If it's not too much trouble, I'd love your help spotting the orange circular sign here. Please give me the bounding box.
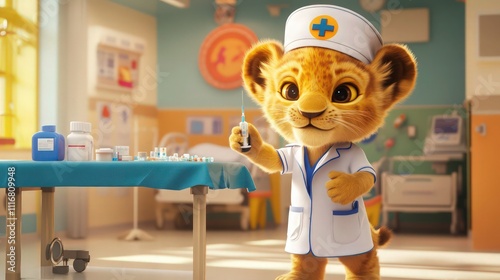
[199,24,258,90]
[309,15,338,40]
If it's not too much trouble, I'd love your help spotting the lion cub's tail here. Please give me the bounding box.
[372,226,392,247]
[378,226,392,246]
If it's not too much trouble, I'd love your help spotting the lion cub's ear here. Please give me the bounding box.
[242,40,284,105]
[370,44,417,110]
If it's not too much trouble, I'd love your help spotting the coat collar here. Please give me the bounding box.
[292,142,353,174]
[313,142,352,173]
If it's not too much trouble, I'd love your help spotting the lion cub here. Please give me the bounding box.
[230,5,417,280]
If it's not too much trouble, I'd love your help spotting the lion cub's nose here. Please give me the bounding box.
[300,110,325,119]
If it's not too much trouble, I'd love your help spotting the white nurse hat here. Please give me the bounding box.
[284,5,383,64]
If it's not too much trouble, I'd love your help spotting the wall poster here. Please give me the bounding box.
[94,27,145,92]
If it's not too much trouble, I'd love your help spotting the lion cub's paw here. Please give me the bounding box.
[275,274,301,280]
[275,273,321,280]
[229,126,245,152]
[325,171,364,205]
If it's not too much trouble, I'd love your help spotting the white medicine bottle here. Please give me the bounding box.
[67,121,94,161]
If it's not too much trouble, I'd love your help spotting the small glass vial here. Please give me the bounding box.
[67,121,94,161]
[32,125,65,161]
[137,152,147,161]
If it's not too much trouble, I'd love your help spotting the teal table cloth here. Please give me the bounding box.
[0,161,256,191]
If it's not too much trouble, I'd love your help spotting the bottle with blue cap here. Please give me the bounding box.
[32,125,65,161]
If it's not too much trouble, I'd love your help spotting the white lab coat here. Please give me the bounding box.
[277,142,376,257]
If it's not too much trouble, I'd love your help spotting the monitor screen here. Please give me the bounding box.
[434,118,459,134]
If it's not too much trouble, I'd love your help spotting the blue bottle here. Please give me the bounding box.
[32,125,65,161]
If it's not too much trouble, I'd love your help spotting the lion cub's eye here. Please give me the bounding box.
[332,84,359,103]
[280,82,299,101]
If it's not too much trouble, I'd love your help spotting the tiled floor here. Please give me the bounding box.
[2,223,500,280]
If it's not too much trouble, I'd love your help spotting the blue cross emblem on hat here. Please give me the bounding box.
[312,18,334,37]
[310,15,338,40]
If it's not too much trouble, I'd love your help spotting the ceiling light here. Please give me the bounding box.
[160,0,190,8]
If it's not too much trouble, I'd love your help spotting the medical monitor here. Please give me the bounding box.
[429,115,463,145]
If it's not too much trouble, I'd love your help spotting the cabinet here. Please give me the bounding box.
[381,154,464,234]
[471,96,500,250]
[383,174,455,207]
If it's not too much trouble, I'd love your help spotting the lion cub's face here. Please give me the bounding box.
[262,47,384,147]
[242,41,417,148]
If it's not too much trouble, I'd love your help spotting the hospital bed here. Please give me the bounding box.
[155,134,251,230]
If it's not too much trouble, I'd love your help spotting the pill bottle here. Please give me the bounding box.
[95,148,113,161]
[32,125,65,161]
[67,121,94,161]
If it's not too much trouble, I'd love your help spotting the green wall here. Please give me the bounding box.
[151,0,465,108]
[361,106,468,162]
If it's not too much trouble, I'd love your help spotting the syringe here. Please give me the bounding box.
[240,91,251,152]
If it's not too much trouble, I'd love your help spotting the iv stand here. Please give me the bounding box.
[120,118,155,241]
[120,186,153,241]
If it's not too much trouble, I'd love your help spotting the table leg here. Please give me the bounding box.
[40,188,55,277]
[451,207,458,235]
[382,209,389,227]
[5,187,22,280]
[191,186,208,280]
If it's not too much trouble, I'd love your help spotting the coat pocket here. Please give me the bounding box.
[287,206,304,241]
[331,201,361,244]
